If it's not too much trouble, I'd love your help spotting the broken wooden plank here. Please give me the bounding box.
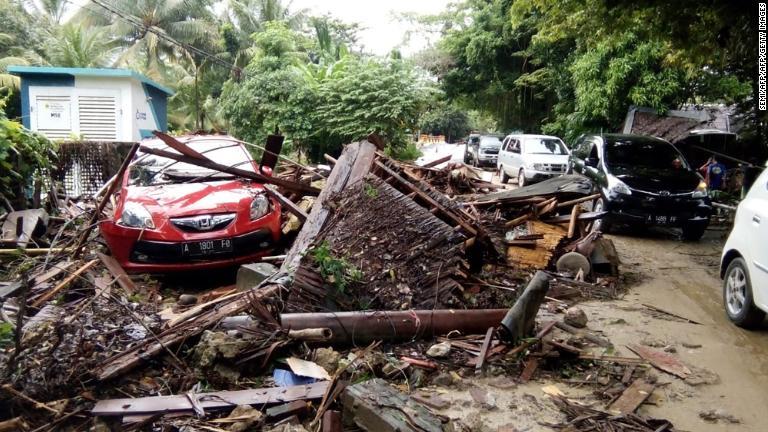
[322,410,342,432]
[556,193,601,208]
[607,379,655,415]
[265,185,308,222]
[283,141,376,272]
[519,358,540,383]
[73,143,139,258]
[266,400,310,420]
[31,259,98,307]
[92,382,328,416]
[476,327,495,373]
[96,252,135,294]
[421,155,452,168]
[544,211,608,224]
[626,344,691,379]
[567,204,581,238]
[138,145,321,196]
[641,303,701,325]
[0,247,66,256]
[342,379,446,432]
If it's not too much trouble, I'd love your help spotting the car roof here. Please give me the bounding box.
[505,134,562,140]
[585,133,671,145]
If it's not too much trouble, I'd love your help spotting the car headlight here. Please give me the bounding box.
[692,180,708,198]
[530,163,544,170]
[119,202,155,229]
[250,194,270,220]
[607,175,632,197]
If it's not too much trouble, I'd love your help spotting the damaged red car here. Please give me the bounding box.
[100,135,281,273]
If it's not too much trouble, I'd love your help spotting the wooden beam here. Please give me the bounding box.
[138,146,321,196]
[92,382,329,416]
[265,185,308,222]
[476,326,495,373]
[31,259,98,307]
[73,142,140,258]
[421,154,452,168]
[96,252,135,294]
[152,131,209,160]
[556,193,601,208]
[607,379,655,415]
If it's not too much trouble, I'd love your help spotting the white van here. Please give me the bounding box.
[497,134,570,186]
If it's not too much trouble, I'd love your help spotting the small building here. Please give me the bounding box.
[8,66,173,142]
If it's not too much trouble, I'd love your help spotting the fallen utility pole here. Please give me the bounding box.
[280,309,509,345]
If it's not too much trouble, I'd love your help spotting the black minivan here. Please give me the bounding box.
[569,134,712,240]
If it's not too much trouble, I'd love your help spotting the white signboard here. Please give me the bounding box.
[36,96,72,130]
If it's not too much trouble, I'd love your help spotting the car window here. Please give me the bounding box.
[130,140,254,186]
[501,137,510,151]
[510,139,520,153]
[524,138,567,155]
[604,138,690,170]
[480,137,502,147]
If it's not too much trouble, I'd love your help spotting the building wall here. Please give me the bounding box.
[21,75,167,142]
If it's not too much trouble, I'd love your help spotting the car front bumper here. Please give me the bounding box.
[477,155,498,166]
[524,169,566,182]
[603,192,712,227]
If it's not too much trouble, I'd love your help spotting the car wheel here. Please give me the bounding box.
[518,169,525,187]
[723,258,765,328]
[681,222,707,241]
[499,166,510,184]
[590,197,611,233]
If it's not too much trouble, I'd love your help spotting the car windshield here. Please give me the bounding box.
[129,139,254,186]
[480,137,501,148]
[605,138,690,170]
[524,138,567,155]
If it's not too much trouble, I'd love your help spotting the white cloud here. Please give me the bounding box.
[289,0,450,55]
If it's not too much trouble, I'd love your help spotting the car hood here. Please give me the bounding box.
[123,180,264,218]
[610,166,700,193]
[525,154,570,165]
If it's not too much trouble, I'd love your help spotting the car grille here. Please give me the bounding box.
[541,163,566,172]
[171,213,235,232]
[482,148,499,155]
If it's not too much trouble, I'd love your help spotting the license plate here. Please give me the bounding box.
[182,238,233,256]
[647,215,677,225]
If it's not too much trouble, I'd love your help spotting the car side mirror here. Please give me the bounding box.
[586,157,598,167]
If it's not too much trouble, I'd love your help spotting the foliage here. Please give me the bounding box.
[43,24,116,68]
[0,322,13,348]
[420,102,471,142]
[385,142,421,162]
[310,241,362,295]
[0,98,57,204]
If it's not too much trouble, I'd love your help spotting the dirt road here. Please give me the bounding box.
[599,227,768,431]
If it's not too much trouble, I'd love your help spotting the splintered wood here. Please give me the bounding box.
[506,221,567,269]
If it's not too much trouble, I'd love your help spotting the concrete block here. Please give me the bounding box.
[236,262,278,291]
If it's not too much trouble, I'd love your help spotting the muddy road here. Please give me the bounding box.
[602,227,768,431]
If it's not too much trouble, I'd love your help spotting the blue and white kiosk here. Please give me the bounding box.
[8,66,173,141]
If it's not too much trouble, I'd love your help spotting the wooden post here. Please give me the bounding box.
[72,142,139,258]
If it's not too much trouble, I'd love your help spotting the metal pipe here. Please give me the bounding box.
[280,309,509,345]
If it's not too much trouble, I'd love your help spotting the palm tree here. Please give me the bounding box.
[74,0,217,80]
[43,24,117,68]
[221,0,307,69]
[24,0,69,25]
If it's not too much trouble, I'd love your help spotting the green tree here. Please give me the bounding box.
[420,102,470,143]
[43,24,117,68]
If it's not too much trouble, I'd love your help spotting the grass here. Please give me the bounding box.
[310,241,363,295]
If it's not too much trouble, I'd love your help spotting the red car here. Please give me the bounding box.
[100,135,281,273]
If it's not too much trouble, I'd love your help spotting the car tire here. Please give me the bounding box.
[518,169,526,187]
[681,222,707,241]
[590,197,611,233]
[499,166,510,184]
[464,152,470,164]
[723,258,765,328]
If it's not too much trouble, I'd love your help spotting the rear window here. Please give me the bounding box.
[130,139,254,186]
[605,138,689,170]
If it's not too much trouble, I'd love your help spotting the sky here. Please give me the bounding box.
[288,0,452,55]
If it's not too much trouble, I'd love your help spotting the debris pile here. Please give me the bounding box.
[0,134,688,431]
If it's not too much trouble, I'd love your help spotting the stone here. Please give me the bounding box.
[194,330,251,368]
[227,405,263,432]
[314,347,341,374]
[236,262,279,291]
[699,409,740,424]
[427,341,452,358]
[177,294,197,305]
[681,341,702,349]
[563,307,588,328]
[556,252,591,276]
[431,372,455,387]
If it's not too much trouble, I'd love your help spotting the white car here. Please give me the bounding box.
[721,166,768,327]
[497,134,569,186]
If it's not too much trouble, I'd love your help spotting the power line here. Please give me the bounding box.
[64,0,242,75]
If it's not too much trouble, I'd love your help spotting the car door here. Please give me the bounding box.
[498,137,511,172]
[569,138,590,175]
[509,138,522,174]
[581,139,603,183]
[742,169,768,308]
